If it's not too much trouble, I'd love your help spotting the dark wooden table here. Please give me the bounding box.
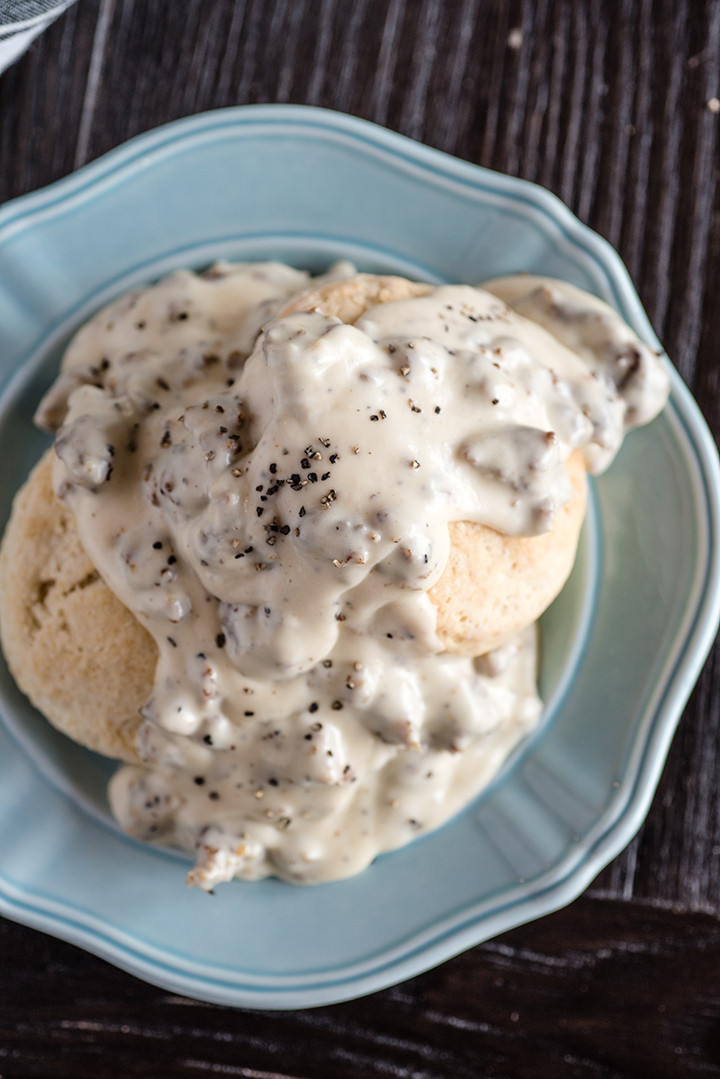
[2,1,720,1075]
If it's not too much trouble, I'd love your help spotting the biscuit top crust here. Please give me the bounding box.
[35,263,669,888]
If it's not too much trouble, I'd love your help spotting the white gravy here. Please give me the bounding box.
[36,263,669,887]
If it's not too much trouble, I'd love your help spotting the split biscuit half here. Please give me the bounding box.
[281,273,588,656]
[0,450,156,762]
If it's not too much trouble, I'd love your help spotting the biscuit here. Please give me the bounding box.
[0,449,155,761]
[430,449,586,654]
[282,274,587,656]
[0,274,586,761]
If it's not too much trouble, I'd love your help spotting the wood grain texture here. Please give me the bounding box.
[1,0,720,1075]
[2,899,720,1078]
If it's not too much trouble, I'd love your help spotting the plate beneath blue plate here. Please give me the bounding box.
[0,106,718,1009]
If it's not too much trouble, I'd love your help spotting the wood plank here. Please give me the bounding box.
[2,898,720,1077]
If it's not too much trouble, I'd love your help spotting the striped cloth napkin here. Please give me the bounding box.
[0,0,76,74]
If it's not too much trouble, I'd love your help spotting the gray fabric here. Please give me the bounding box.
[0,1,69,24]
[0,0,75,72]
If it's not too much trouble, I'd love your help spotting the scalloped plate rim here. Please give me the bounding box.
[0,105,718,1009]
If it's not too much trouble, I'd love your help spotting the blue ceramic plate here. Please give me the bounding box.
[0,106,718,1009]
